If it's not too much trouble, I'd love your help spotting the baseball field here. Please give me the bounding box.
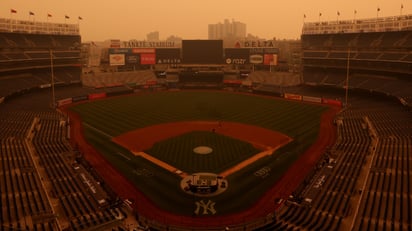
[66,90,337,227]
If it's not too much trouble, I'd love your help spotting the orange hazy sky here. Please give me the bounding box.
[2,0,409,41]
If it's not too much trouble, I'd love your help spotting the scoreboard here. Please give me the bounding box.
[182,40,223,64]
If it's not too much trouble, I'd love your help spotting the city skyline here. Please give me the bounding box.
[208,19,247,40]
[2,0,410,42]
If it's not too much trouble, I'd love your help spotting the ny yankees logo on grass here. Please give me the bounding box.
[194,200,216,215]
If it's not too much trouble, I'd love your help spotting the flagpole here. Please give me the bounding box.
[400,4,404,30]
[28,13,31,33]
[376,7,380,20]
[9,12,12,31]
[376,7,380,31]
[337,11,340,23]
[353,10,357,22]
[46,14,49,33]
[400,4,403,17]
[318,13,322,33]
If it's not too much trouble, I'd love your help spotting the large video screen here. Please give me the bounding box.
[182,40,223,64]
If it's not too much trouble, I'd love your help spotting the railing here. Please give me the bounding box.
[0,17,79,35]
[302,14,412,35]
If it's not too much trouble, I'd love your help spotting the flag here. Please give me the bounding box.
[78,16,83,20]
[29,11,35,16]
[304,14,306,18]
[319,12,322,17]
[10,9,17,14]
[401,4,404,9]
[354,10,357,14]
[47,13,52,17]
[337,11,340,16]
[377,7,380,12]
[65,15,70,19]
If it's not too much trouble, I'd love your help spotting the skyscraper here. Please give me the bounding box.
[147,31,160,41]
[208,19,246,40]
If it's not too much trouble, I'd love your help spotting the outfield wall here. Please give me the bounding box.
[57,87,343,112]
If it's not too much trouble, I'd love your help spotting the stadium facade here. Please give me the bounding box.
[0,17,82,105]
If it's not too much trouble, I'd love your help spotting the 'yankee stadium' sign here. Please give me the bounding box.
[123,40,176,48]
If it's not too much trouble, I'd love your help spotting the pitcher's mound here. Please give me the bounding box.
[193,146,213,155]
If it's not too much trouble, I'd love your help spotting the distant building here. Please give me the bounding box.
[81,42,102,67]
[208,19,246,40]
[147,31,160,41]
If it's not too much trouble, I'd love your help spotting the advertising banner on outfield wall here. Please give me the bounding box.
[322,98,342,107]
[223,79,242,85]
[57,98,72,107]
[88,92,107,100]
[109,54,125,66]
[146,80,157,85]
[242,80,252,87]
[72,95,89,102]
[39,83,52,89]
[303,95,322,103]
[284,93,303,101]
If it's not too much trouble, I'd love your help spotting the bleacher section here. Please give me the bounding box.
[0,111,124,231]
[0,68,81,99]
[81,70,157,89]
[245,71,302,95]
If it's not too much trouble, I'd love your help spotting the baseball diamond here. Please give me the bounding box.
[66,90,338,227]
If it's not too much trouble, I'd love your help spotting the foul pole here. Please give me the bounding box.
[50,49,56,108]
[345,48,350,108]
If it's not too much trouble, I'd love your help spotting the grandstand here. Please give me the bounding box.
[0,17,82,103]
[301,14,412,107]
[0,18,129,231]
[257,14,412,231]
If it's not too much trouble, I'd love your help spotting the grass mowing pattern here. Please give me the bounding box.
[70,91,328,215]
[146,131,261,173]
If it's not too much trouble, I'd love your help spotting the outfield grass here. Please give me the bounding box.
[70,91,328,215]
